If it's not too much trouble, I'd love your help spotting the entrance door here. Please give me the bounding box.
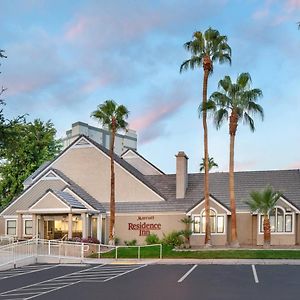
[44,220,55,240]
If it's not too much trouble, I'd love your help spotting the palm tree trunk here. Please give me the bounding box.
[203,56,211,246]
[109,120,116,245]
[263,214,271,248]
[229,112,239,247]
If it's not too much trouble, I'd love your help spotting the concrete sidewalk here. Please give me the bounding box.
[83,258,300,265]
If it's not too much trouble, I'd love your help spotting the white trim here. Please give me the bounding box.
[257,206,295,235]
[23,218,33,237]
[278,196,300,213]
[3,215,17,219]
[191,209,227,236]
[5,218,17,237]
[29,191,70,211]
[186,196,231,216]
[0,169,69,216]
[72,144,94,149]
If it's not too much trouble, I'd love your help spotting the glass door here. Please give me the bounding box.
[44,220,55,240]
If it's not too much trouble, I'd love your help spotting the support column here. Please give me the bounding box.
[97,214,102,242]
[40,216,44,239]
[32,214,36,237]
[68,213,73,239]
[81,213,87,239]
[17,213,23,239]
[87,214,91,238]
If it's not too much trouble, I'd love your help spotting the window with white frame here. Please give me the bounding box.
[260,206,293,233]
[24,220,33,235]
[192,209,225,234]
[6,220,17,236]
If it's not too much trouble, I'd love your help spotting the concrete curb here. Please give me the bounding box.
[82,258,300,265]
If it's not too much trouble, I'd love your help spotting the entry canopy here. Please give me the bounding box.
[27,189,88,213]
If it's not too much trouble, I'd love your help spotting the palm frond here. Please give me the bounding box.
[214,108,229,129]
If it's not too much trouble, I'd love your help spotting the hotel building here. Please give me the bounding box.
[1,135,300,246]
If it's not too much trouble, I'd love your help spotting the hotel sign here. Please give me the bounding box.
[128,216,161,236]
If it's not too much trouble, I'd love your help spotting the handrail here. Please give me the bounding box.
[115,244,162,260]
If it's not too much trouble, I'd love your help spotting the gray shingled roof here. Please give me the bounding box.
[52,190,86,209]
[145,170,300,212]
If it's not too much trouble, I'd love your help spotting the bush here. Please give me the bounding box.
[145,233,160,245]
[162,231,184,247]
[114,237,120,245]
[124,239,137,246]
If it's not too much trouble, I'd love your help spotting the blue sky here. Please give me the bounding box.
[1,0,300,174]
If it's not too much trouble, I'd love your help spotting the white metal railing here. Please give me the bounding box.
[0,235,16,245]
[0,239,36,268]
[115,244,162,260]
[0,239,162,269]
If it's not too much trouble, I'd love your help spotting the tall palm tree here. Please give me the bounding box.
[245,186,281,248]
[91,100,129,244]
[199,157,218,172]
[180,28,231,246]
[208,73,263,247]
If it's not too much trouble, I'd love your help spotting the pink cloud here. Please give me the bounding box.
[286,0,300,12]
[65,17,87,41]
[235,160,258,171]
[130,99,184,131]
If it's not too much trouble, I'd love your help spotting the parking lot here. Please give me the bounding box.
[0,263,299,299]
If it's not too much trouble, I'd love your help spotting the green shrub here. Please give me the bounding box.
[162,231,184,247]
[114,237,120,245]
[145,233,160,245]
[124,239,137,246]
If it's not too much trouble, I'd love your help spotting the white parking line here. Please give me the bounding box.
[103,264,147,282]
[178,265,197,283]
[0,264,59,280]
[252,264,259,283]
[0,263,146,299]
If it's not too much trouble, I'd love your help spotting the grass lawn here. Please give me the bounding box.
[89,245,300,259]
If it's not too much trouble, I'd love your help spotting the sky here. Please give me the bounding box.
[1,0,300,174]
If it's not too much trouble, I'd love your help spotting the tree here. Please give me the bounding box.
[245,186,281,248]
[199,157,218,172]
[180,216,193,248]
[0,119,62,206]
[208,73,264,247]
[91,100,129,245]
[180,28,231,246]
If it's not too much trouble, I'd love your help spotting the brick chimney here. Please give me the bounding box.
[176,151,189,199]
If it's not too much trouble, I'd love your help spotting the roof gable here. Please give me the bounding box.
[121,149,164,175]
[26,135,166,202]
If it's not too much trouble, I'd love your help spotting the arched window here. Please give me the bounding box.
[192,209,225,234]
[260,206,293,233]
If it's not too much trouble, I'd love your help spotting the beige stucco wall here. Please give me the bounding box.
[296,214,300,245]
[236,213,256,246]
[257,233,296,245]
[31,193,69,210]
[109,213,185,245]
[53,147,163,203]
[0,217,5,235]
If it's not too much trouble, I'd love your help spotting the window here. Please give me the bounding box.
[24,220,33,235]
[260,207,293,233]
[193,216,201,233]
[192,209,225,234]
[6,220,16,236]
